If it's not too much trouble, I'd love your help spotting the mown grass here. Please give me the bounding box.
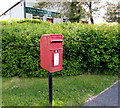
[2,75,118,106]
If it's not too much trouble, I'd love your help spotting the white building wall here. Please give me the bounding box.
[0,1,25,20]
[0,11,11,20]
[43,16,47,21]
[10,1,24,19]
[53,18,63,23]
[0,1,33,20]
[26,13,33,19]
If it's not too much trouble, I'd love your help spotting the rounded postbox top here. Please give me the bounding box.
[41,34,63,42]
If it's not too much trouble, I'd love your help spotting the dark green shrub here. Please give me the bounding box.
[1,19,119,77]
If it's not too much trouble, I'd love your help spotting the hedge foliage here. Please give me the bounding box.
[1,19,119,77]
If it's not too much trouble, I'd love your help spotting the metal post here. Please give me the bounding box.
[48,72,52,106]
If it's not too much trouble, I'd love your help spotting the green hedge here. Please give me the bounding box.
[1,19,119,77]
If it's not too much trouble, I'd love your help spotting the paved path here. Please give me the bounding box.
[83,81,120,107]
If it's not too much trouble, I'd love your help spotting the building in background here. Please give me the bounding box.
[0,0,66,23]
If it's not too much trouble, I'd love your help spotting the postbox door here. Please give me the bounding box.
[50,49,63,72]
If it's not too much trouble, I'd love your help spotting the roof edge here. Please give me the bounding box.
[0,0,24,17]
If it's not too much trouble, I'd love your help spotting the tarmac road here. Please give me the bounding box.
[83,81,120,107]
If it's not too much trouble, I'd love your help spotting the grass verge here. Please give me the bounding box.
[2,74,118,106]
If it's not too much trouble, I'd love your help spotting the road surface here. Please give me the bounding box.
[83,81,120,107]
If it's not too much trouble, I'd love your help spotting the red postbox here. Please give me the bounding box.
[40,34,63,72]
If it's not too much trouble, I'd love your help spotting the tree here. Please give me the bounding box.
[104,1,119,22]
[34,1,104,24]
[81,1,103,24]
[66,2,86,22]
